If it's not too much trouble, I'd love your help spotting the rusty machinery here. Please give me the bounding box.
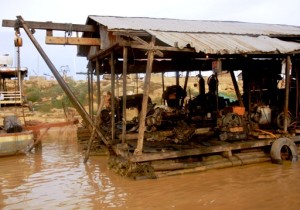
[98,64,298,143]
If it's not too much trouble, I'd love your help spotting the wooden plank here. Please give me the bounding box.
[88,43,120,60]
[120,41,195,53]
[129,139,274,163]
[45,36,100,46]
[229,70,244,107]
[155,156,271,178]
[134,36,156,155]
[115,32,163,57]
[2,19,97,32]
[0,100,22,104]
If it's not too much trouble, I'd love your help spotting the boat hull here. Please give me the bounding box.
[0,131,34,156]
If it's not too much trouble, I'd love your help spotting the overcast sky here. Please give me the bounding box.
[1,0,300,79]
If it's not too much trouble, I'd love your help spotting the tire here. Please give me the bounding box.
[270,137,298,164]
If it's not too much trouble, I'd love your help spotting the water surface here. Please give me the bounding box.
[1,126,300,209]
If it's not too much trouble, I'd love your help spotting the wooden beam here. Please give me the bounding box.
[115,32,164,57]
[88,43,120,60]
[2,19,97,32]
[45,36,100,46]
[283,56,291,132]
[129,139,274,163]
[134,36,156,155]
[122,46,128,144]
[229,70,244,107]
[111,52,116,142]
[113,30,150,37]
[122,41,195,53]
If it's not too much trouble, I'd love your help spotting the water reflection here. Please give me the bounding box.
[1,125,300,209]
[0,126,126,209]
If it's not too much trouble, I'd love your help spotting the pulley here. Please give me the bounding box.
[14,31,23,47]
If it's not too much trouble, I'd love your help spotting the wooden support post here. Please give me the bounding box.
[296,62,299,125]
[183,70,189,92]
[229,70,244,107]
[46,29,53,37]
[134,37,156,155]
[284,56,291,132]
[90,63,94,117]
[183,70,189,107]
[111,52,116,141]
[176,71,180,86]
[87,62,92,116]
[28,127,50,152]
[84,96,105,163]
[136,73,139,94]
[162,72,165,105]
[122,47,128,144]
[96,59,101,107]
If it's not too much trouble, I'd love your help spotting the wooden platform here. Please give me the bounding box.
[77,126,300,179]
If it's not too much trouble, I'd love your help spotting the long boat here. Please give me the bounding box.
[0,130,34,156]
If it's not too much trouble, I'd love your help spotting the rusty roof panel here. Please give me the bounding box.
[89,16,300,36]
[147,31,300,54]
[87,16,300,54]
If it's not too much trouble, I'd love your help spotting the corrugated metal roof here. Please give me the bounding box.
[89,15,300,35]
[147,31,300,54]
[88,16,300,54]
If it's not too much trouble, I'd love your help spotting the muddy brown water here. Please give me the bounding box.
[1,125,300,210]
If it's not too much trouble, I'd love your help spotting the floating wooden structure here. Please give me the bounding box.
[3,16,300,179]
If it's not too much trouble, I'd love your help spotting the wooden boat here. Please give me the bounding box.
[0,130,34,156]
[0,115,34,157]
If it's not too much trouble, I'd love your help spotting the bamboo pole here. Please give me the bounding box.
[136,73,139,94]
[155,156,271,178]
[84,95,105,163]
[152,152,269,171]
[134,37,156,155]
[87,62,92,116]
[111,52,116,142]
[183,70,189,89]
[28,127,50,152]
[229,70,244,107]
[176,71,180,86]
[90,63,94,118]
[122,47,128,144]
[161,72,165,105]
[96,59,101,107]
[284,56,291,132]
[295,59,299,127]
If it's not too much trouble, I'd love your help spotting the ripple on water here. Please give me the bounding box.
[1,126,300,209]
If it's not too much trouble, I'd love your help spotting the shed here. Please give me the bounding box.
[3,16,300,179]
[76,16,300,178]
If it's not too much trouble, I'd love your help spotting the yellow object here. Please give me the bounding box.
[14,37,23,47]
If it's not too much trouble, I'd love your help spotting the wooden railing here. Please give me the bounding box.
[0,91,22,105]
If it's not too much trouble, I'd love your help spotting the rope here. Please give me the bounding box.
[65,23,73,37]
